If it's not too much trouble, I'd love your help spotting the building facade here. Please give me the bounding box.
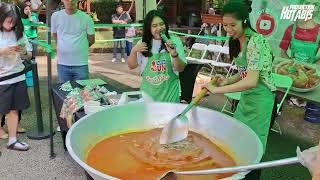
[121,0,224,25]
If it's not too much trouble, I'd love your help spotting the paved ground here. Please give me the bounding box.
[0,53,319,180]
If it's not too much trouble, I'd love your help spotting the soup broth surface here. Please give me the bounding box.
[86,128,236,180]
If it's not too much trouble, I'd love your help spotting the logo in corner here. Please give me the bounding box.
[280,5,314,21]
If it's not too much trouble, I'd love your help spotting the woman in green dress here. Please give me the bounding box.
[204,1,275,179]
[128,10,186,102]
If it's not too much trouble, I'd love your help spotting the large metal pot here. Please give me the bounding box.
[66,102,263,180]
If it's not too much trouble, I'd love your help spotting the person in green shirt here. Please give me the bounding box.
[128,10,186,103]
[20,3,41,69]
[21,4,39,46]
[204,1,275,179]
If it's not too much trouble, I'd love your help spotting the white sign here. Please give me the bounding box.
[280,5,315,21]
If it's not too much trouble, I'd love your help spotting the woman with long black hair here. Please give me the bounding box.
[204,1,275,179]
[0,3,32,151]
[128,10,186,102]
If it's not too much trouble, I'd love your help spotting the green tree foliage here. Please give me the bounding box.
[91,0,117,23]
[2,0,16,3]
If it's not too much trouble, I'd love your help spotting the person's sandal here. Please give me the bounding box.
[7,141,29,151]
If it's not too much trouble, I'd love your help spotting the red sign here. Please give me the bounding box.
[256,13,275,35]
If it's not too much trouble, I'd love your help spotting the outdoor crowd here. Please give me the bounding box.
[0,0,319,179]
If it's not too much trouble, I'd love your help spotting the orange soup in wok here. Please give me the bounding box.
[86,128,236,180]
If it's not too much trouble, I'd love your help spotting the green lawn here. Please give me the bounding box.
[22,74,312,180]
[261,132,312,180]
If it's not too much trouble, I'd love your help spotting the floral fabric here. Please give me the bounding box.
[246,34,276,91]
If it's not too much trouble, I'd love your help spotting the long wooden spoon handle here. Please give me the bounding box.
[192,77,218,105]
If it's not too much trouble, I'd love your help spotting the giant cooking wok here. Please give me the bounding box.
[66,102,263,180]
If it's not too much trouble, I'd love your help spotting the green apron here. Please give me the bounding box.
[21,13,38,39]
[233,33,275,152]
[140,51,181,103]
[290,24,320,63]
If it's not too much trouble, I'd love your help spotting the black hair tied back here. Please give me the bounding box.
[243,0,252,13]
[222,0,255,60]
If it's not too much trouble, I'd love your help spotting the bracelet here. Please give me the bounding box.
[171,53,178,58]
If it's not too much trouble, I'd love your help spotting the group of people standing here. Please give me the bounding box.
[111,2,135,63]
[0,0,95,151]
[128,1,319,179]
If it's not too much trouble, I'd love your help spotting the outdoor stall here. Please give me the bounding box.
[1,0,319,179]
[51,79,122,149]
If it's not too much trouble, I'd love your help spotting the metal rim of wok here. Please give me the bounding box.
[66,102,264,180]
[66,109,120,180]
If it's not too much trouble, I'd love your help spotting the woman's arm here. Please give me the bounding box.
[206,70,260,94]
[165,36,186,72]
[223,74,241,86]
[128,41,148,70]
[20,35,33,60]
[28,14,33,22]
[0,45,32,60]
[207,34,270,94]
[171,55,186,72]
[0,46,17,56]
[128,50,139,70]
